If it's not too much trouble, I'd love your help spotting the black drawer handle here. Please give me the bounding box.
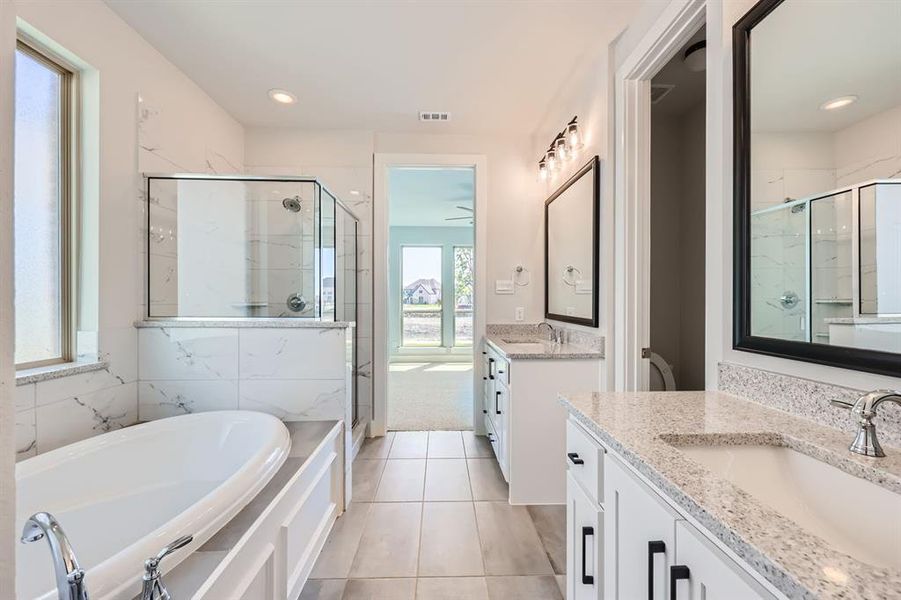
[495,390,502,415]
[648,541,665,600]
[487,433,495,443]
[482,409,488,414]
[669,565,690,600]
[581,526,594,585]
[567,452,584,465]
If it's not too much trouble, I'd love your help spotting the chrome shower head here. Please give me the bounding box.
[282,195,302,212]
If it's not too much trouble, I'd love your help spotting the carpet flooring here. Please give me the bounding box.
[388,362,474,431]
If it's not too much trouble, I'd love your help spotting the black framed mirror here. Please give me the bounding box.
[733,0,901,376]
[545,155,600,327]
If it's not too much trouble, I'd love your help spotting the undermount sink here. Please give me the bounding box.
[677,443,901,570]
[500,340,547,350]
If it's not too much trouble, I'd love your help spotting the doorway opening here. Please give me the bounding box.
[387,166,475,430]
[647,27,707,391]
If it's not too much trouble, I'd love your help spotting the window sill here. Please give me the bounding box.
[16,360,109,386]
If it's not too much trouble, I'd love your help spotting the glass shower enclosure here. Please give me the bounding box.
[144,174,358,322]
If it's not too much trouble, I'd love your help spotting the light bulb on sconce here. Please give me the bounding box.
[554,134,568,162]
[538,158,548,181]
[566,116,583,152]
[546,148,558,175]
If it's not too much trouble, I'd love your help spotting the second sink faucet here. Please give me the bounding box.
[537,322,559,343]
[831,389,901,457]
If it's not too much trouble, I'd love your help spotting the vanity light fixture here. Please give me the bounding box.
[537,116,582,181]
[268,88,297,104]
[819,95,857,111]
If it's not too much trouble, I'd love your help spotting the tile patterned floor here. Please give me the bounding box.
[301,431,566,600]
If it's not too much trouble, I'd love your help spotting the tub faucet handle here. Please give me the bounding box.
[141,534,193,600]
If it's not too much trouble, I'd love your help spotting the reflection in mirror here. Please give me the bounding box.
[545,156,599,327]
[739,0,901,367]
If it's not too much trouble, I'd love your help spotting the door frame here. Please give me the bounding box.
[371,153,488,436]
[613,0,707,391]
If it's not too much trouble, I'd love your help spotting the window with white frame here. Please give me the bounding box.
[14,40,75,369]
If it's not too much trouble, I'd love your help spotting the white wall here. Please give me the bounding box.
[13,0,245,458]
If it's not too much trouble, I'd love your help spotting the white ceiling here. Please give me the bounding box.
[388,167,474,227]
[651,27,706,116]
[751,0,901,133]
[105,0,637,134]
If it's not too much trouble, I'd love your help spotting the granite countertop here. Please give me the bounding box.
[560,391,901,600]
[135,318,353,329]
[485,335,604,360]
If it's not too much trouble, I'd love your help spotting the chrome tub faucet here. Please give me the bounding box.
[831,389,901,457]
[21,512,88,600]
[140,534,193,600]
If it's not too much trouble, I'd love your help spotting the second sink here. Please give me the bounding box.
[676,442,901,570]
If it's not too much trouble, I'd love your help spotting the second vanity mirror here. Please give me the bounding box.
[734,0,901,375]
[545,156,599,327]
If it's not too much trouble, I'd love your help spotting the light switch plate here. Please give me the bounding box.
[515,307,524,321]
[495,279,514,295]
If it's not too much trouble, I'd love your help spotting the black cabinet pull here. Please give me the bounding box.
[669,565,690,600]
[581,526,594,585]
[482,409,488,414]
[488,358,495,379]
[495,390,502,415]
[647,541,665,600]
[567,452,584,465]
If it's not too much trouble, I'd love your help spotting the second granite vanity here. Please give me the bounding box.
[482,324,604,504]
[560,390,901,600]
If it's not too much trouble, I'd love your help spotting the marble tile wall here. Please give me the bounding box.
[137,326,351,423]
[718,362,901,449]
[15,366,139,460]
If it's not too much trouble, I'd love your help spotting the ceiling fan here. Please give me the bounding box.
[445,205,473,224]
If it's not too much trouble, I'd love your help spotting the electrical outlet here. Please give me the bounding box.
[515,307,524,321]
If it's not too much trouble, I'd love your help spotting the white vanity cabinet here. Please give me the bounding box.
[604,454,679,600]
[482,340,602,504]
[565,416,781,600]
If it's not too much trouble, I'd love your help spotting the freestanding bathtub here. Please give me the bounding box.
[16,411,290,600]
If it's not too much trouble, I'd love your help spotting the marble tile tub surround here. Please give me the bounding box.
[15,362,138,461]
[561,390,901,600]
[137,325,351,422]
[719,362,901,449]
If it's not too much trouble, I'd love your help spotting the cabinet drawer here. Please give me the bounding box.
[672,521,776,600]
[566,418,604,503]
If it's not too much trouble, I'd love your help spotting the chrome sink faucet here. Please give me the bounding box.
[21,512,88,600]
[537,322,558,343]
[831,390,901,457]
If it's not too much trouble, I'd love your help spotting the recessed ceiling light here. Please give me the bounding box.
[819,95,858,111]
[268,89,297,105]
[349,190,361,196]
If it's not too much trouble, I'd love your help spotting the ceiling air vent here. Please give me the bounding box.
[650,84,676,105]
[419,111,451,122]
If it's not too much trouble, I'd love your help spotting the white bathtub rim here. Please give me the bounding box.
[17,411,290,600]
